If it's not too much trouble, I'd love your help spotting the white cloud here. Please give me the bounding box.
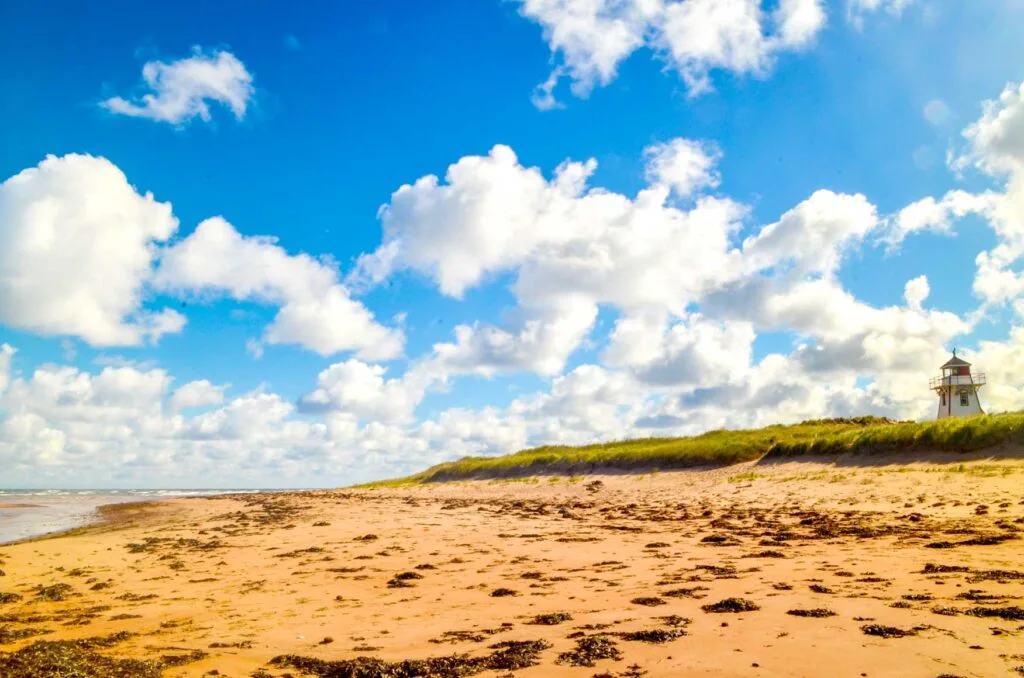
[169,380,226,412]
[0,154,185,346]
[952,80,1024,306]
[185,390,295,441]
[531,67,568,111]
[643,138,721,198]
[775,0,829,47]
[246,338,265,360]
[704,273,968,377]
[354,145,597,298]
[155,217,403,359]
[358,141,961,384]
[298,359,443,424]
[517,0,826,106]
[3,364,170,434]
[0,344,13,395]
[0,347,451,486]
[355,140,751,377]
[887,190,997,248]
[740,189,879,275]
[904,274,930,310]
[960,80,1024,177]
[973,327,1024,412]
[656,0,826,93]
[604,311,755,387]
[846,0,915,28]
[432,299,598,376]
[102,47,254,126]
[518,364,639,442]
[359,140,746,311]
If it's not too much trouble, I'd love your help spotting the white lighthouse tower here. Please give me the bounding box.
[930,351,985,419]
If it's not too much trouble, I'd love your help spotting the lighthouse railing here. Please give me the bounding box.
[929,373,985,389]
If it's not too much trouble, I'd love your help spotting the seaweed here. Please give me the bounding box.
[701,598,760,613]
[860,624,917,638]
[557,636,622,667]
[786,608,835,618]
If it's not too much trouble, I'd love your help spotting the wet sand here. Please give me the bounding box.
[0,491,260,545]
[0,455,1022,677]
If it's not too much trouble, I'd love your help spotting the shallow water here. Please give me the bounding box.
[0,489,255,544]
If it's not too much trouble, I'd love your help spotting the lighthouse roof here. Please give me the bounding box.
[941,354,971,368]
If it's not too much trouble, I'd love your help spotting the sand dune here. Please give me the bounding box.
[1,456,1022,677]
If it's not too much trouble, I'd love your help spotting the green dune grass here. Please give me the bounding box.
[359,412,1024,486]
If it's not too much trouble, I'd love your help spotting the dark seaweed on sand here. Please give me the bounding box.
[965,606,1024,621]
[787,608,835,618]
[0,631,206,678]
[268,639,550,676]
[701,598,760,613]
[860,624,917,638]
[556,636,623,667]
[490,588,518,597]
[526,612,572,625]
[614,628,685,643]
[34,584,74,602]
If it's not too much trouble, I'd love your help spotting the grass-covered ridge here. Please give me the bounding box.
[364,412,1024,486]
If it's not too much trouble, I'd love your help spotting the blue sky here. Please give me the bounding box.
[1,0,1024,488]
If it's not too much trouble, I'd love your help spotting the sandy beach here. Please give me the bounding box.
[0,455,1022,677]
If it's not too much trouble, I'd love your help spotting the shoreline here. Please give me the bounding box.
[0,490,265,546]
[0,457,1022,676]
[1,500,170,547]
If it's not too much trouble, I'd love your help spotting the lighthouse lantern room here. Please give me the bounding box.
[929,351,985,419]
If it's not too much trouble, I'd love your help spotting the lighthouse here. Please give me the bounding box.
[929,351,985,419]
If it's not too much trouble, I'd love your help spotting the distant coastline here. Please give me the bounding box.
[0,489,260,544]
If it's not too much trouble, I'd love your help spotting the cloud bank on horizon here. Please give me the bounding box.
[1,0,1023,487]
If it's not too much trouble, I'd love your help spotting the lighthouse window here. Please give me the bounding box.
[940,391,946,405]
[960,392,969,407]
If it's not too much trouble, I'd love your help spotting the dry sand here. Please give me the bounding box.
[0,454,1022,677]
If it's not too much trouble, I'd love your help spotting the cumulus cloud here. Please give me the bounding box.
[169,380,226,412]
[155,217,403,359]
[643,138,721,199]
[959,80,1024,178]
[603,311,755,387]
[516,0,826,106]
[354,140,754,378]
[357,138,972,385]
[0,154,185,346]
[706,275,968,374]
[352,145,597,297]
[951,80,1024,306]
[297,359,442,424]
[741,189,879,275]
[0,348,471,486]
[904,275,930,311]
[886,190,997,249]
[101,48,254,126]
[973,327,1024,412]
[432,299,598,376]
[355,142,746,310]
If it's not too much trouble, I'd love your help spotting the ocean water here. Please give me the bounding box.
[0,489,256,544]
